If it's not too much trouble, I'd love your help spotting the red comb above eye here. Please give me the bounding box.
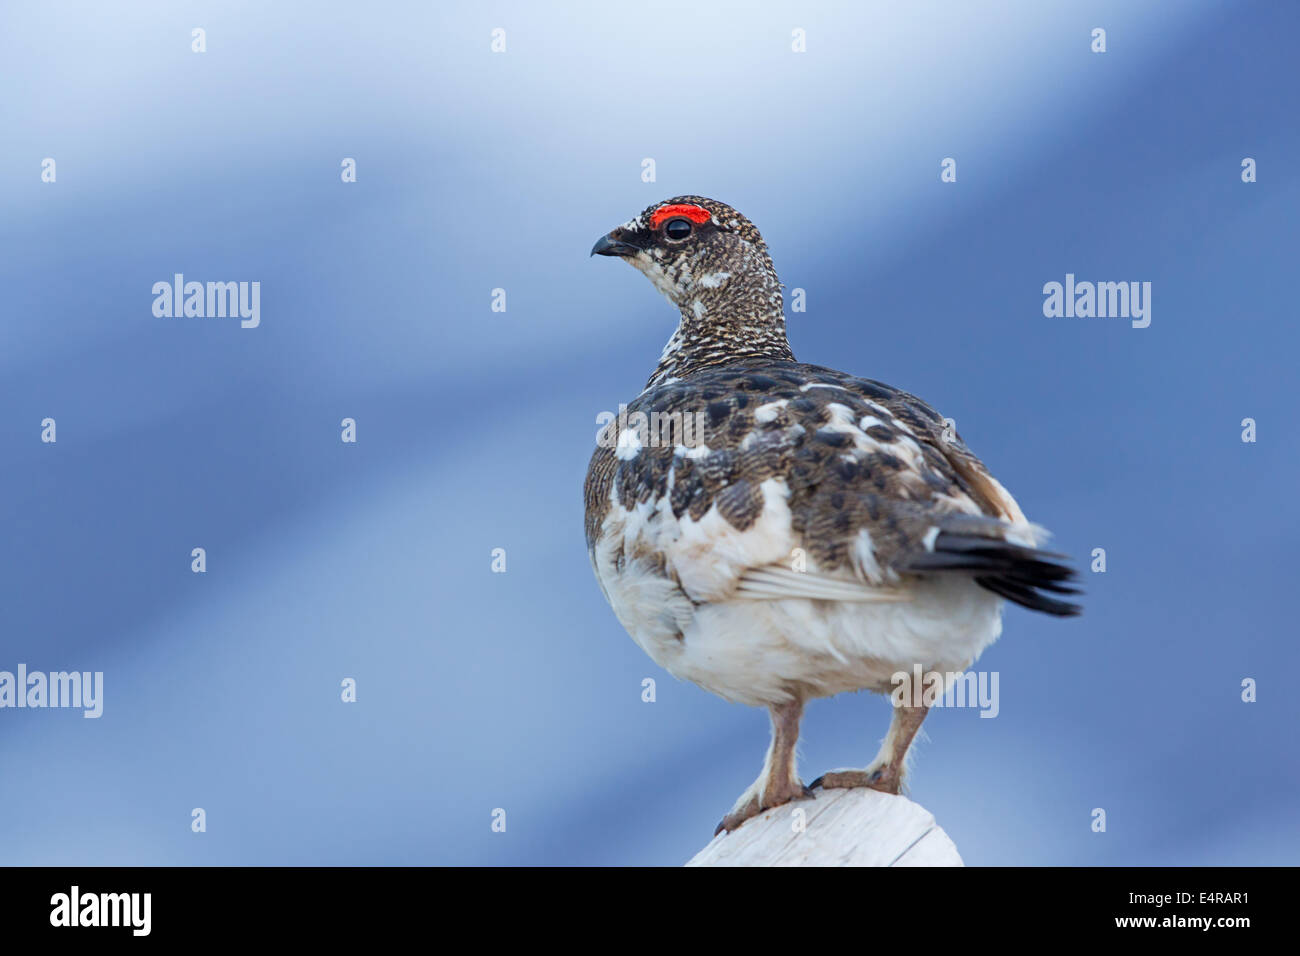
[649,203,712,229]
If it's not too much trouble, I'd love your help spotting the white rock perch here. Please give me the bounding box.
[685,788,963,867]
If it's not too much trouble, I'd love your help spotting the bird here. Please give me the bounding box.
[584,196,1080,834]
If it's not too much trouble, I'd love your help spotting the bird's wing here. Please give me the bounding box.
[733,565,913,602]
[584,361,1079,615]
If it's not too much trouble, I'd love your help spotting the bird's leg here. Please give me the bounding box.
[716,698,811,834]
[813,702,930,795]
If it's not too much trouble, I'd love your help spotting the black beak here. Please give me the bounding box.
[590,234,641,258]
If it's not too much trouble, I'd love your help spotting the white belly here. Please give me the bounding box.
[597,550,1004,708]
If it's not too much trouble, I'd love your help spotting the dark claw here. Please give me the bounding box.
[714,819,727,837]
[801,783,817,799]
[808,775,825,790]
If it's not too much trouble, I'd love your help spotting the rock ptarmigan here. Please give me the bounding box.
[585,196,1080,834]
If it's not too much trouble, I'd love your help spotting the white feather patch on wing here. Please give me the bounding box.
[734,565,913,603]
[662,477,793,602]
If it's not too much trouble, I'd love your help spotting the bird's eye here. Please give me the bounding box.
[663,217,693,241]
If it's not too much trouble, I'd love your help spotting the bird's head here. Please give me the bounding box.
[592,196,792,386]
[590,196,781,316]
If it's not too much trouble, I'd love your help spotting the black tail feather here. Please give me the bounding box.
[974,574,1081,616]
[905,531,1083,617]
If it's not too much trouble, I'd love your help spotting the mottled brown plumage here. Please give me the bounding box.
[586,362,1011,582]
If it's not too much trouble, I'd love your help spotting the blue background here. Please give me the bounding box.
[2,0,1296,865]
